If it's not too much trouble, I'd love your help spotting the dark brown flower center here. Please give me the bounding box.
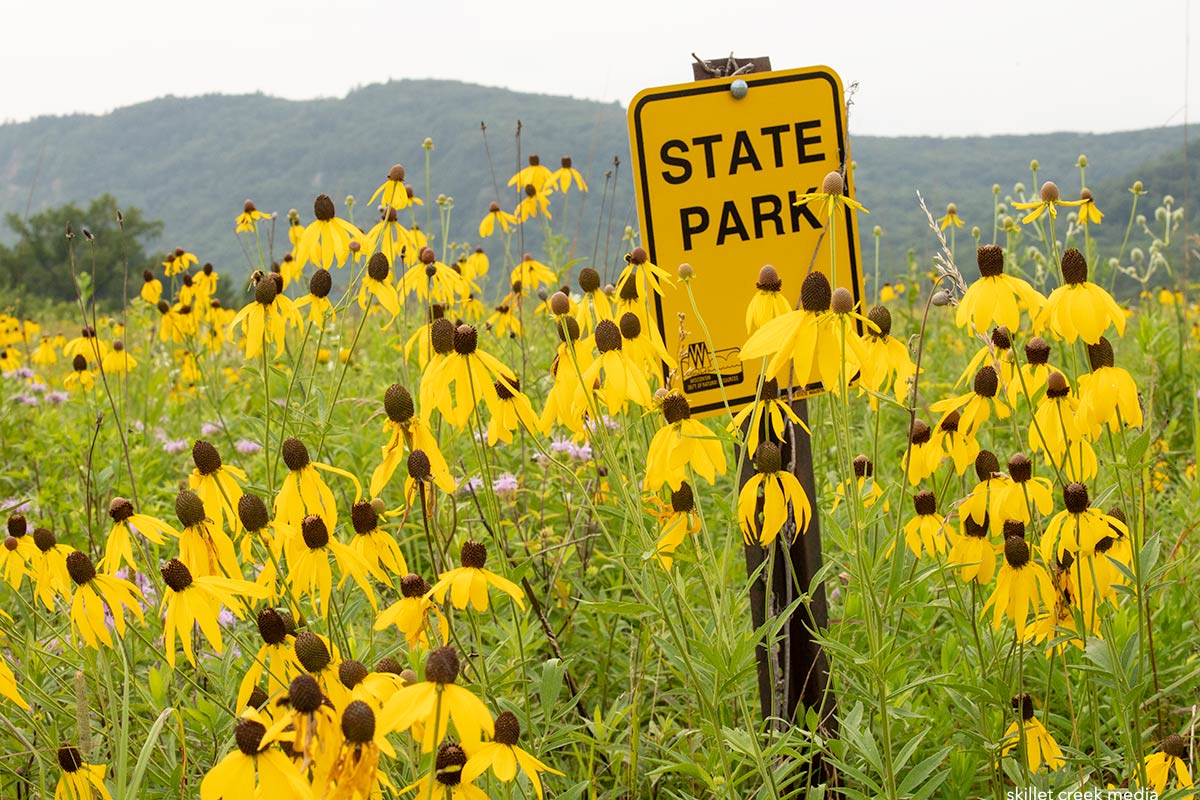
[661,393,691,424]
[1063,482,1090,514]
[160,558,193,592]
[282,438,311,471]
[384,383,414,423]
[401,573,430,598]
[913,490,936,516]
[294,632,331,674]
[594,319,622,353]
[313,194,335,222]
[977,245,1004,277]
[756,264,782,292]
[800,272,832,312]
[1004,536,1031,568]
[975,450,1000,482]
[407,450,432,481]
[57,745,84,773]
[175,490,206,528]
[494,711,521,745]
[1061,248,1088,285]
[350,501,377,534]
[301,516,329,549]
[339,660,368,690]
[1008,453,1032,483]
[108,497,135,522]
[425,646,460,684]
[461,540,487,570]
[453,324,478,355]
[288,674,324,712]
[192,440,222,475]
[66,551,96,585]
[256,608,288,645]
[1087,337,1114,370]
[238,493,269,532]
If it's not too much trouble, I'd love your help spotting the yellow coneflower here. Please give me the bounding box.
[572,267,612,337]
[644,391,726,492]
[959,451,1011,533]
[65,551,143,649]
[479,201,518,238]
[1000,694,1064,772]
[357,205,410,268]
[1036,248,1126,344]
[546,155,587,193]
[832,455,887,513]
[793,170,868,223]
[538,317,593,437]
[423,324,516,429]
[901,419,941,486]
[375,573,449,650]
[201,710,308,800]
[581,319,653,415]
[189,441,247,537]
[650,482,703,570]
[930,410,979,476]
[948,510,997,585]
[738,442,811,547]
[325,700,398,799]
[956,326,1016,393]
[230,274,302,360]
[63,326,106,362]
[30,335,57,367]
[380,647,493,753]
[929,365,1010,438]
[1,514,35,589]
[1076,337,1142,431]
[195,262,219,299]
[1039,482,1127,564]
[616,311,674,379]
[369,384,451,499]
[485,303,521,339]
[275,437,360,531]
[264,674,341,786]
[1028,372,1096,483]
[54,744,113,800]
[1012,180,1082,225]
[398,247,469,305]
[294,194,361,270]
[359,253,400,323]
[1009,336,1057,406]
[956,245,1045,335]
[404,741,489,800]
[463,711,563,800]
[174,489,241,579]
[510,253,557,294]
[741,274,866,394]
[1144,734,1193,794]
[348,500,405,584]
[235,199,272,233]
[28,525,74,612]
[160,558,269,668]
[485,377,540,447]
[293,631,350,711]
[293,268,336,328]
[285,515,376,617]
[428,541,525,613]
[857,305,917,407]
[994,453,1053,525]
[462,247,489,283]
[508,154,553,192]
[937,202,964,230]
[237,607,301,711]
[899,490,946,558]
[728,378,807,461]
[93,340,131,376]
[1076,187,1103,226]
[983,536,1055,637]
[369,163,411,211]
[101,497,177,574]
[744,266,792,335]
[615,246,673,302]
[140,270,163,304]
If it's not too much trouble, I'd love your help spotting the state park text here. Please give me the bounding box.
[653,120,833,251]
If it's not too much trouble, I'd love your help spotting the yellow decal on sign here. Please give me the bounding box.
[628,66,863,418]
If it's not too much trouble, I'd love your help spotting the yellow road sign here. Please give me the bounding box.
[628,65,863,417]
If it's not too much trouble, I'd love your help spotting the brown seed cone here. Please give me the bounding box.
[313,194,335,222]
[756,265,782,292]
[425,646,460,684]
[977,245,1004,277]
[160,558,193,592]
[294,632,331,673]
[460,540,487,569]
[339,660,368,689]
[975,450,1000,482]
[341,700,376,743]
[238,493,270,532]
[384,384,415,423]
[281,438,311,471]
[1060,248,1088,284]
[288,674,324,713]
[175,490,206,528]
[800,272,832,312]
[867,305,892,337]
[301,516,329,549]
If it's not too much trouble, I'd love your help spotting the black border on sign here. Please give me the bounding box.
[630,68,862,417]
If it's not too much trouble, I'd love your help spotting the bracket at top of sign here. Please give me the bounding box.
[691,53,772,81]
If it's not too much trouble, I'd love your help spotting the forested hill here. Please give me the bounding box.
[0,78,1192,285]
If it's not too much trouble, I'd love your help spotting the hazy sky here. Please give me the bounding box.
[3,0,1196,137]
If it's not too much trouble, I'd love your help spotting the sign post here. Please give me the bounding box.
[628,61,861,784]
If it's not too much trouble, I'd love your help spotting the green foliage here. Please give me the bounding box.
[0,194,162,306]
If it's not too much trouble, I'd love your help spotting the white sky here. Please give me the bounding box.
[2,0,1196,137]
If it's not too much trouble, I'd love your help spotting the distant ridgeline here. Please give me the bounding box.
[0,78,1192,296]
